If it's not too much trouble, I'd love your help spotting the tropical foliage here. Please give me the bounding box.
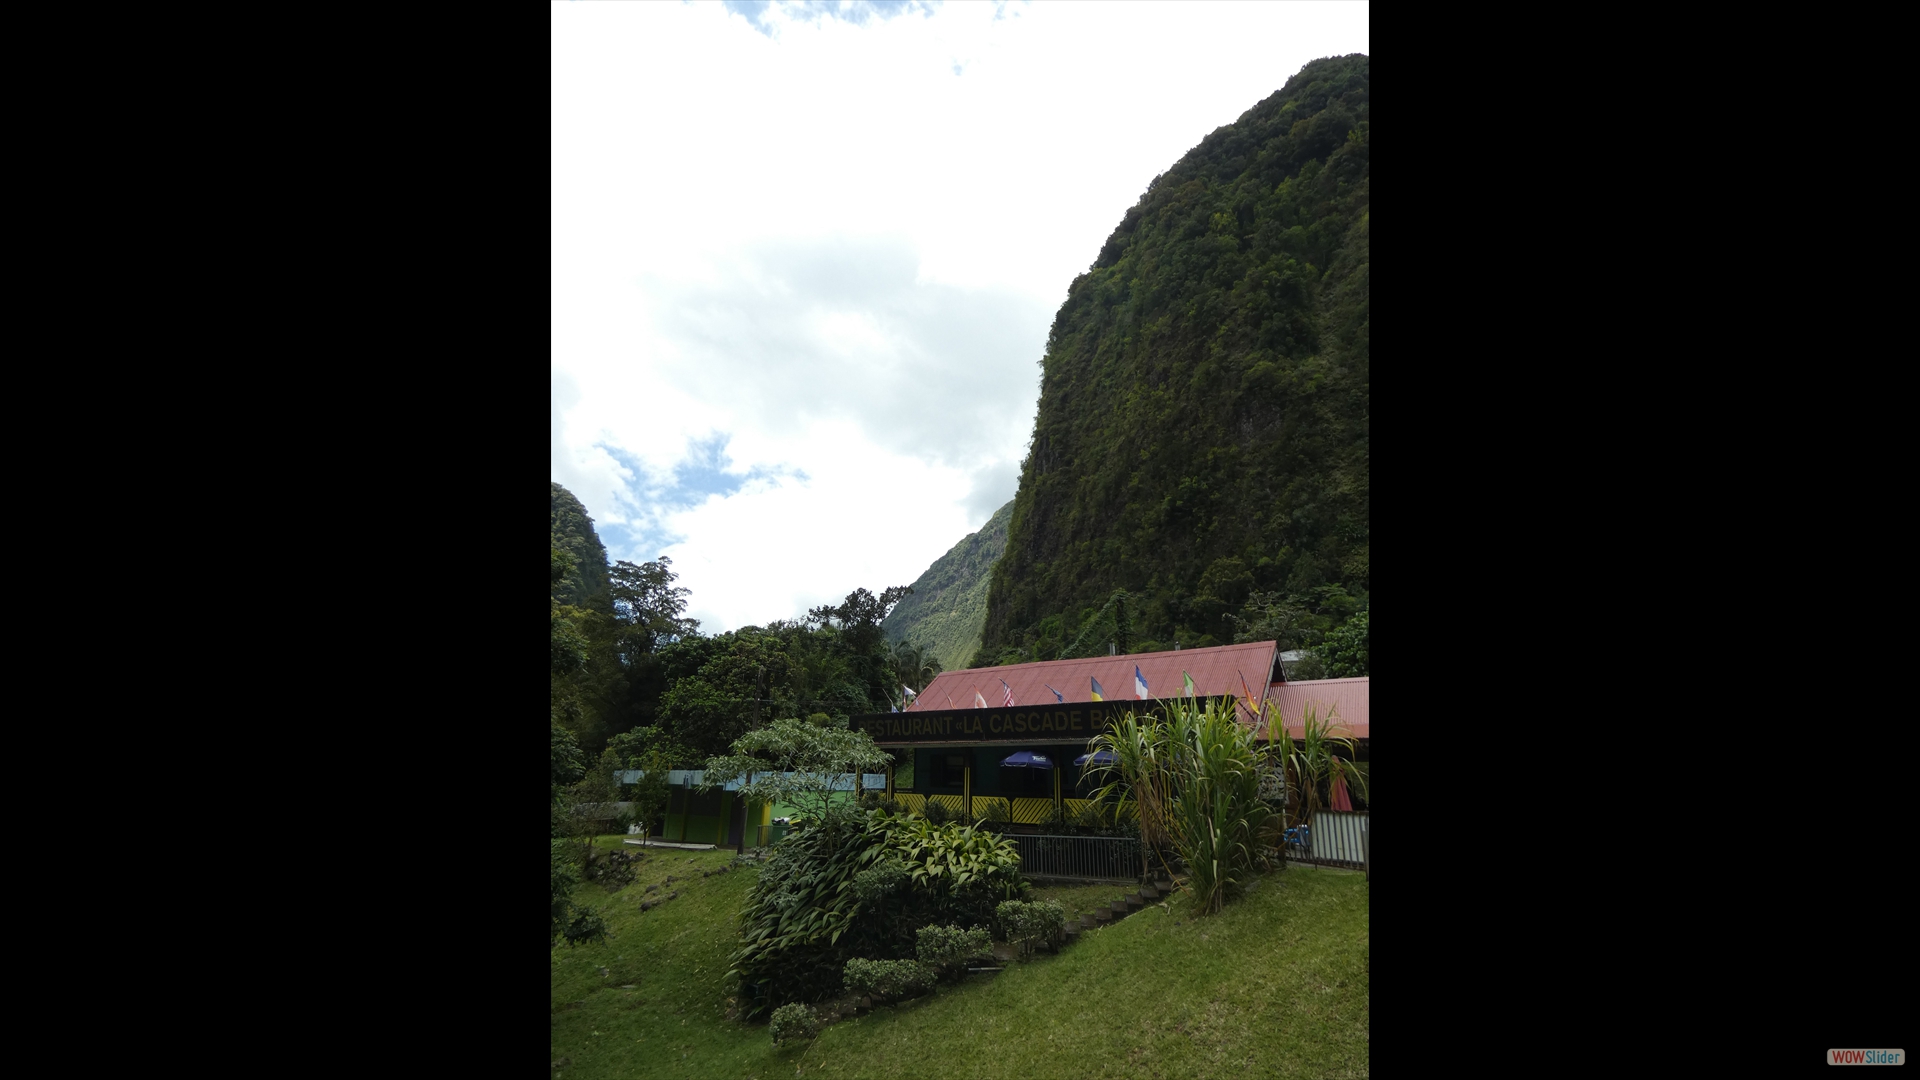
[1082,697,1275,915]
[727,803,1023,1019]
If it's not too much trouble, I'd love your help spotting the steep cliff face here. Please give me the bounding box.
[551,481,612,612]
[881,499,1013,671]
[980,55,1370,662]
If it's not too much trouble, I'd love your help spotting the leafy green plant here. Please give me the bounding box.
[768,1003,818,1046]
[886,814,1021,898]
[995,899,1065,959]
[921,797,951,825]
[727,804,886,1017]
[841,958,935,999]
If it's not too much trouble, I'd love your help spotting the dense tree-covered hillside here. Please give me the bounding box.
[880,499,1012,675]
[549,483,917,764]
[978,55,1370,665]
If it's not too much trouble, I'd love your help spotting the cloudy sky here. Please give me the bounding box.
[552,0,1369,634]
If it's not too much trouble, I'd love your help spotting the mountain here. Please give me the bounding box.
[880,499,1013,673]
[979,55,1370,664]
[551,481,611,612]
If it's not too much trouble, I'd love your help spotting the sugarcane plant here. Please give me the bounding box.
[1263,702,1367,854]
[1163,696,1272,914]
[1079,710,1174,882]
[1081,697,1274,914]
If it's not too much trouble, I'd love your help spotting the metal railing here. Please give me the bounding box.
[1011,834,1142,881]
[1286,810,1369,869]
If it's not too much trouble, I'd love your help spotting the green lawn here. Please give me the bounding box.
[553,840,1368,1079]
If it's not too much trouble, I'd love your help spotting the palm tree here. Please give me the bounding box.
[890,640,943,699]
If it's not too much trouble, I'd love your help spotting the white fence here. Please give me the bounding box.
[1291,810,1369,869]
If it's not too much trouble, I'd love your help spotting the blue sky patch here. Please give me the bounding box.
[723,0,939,38]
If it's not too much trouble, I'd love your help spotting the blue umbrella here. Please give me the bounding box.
[1073,750,1119,766]
[1000,751,1054,769]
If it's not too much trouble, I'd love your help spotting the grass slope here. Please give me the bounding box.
[553,839,1367,1080]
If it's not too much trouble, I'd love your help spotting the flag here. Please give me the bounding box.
[902,684,917,701]
[1000,679,1015,707]
[974,689,988,709]
[891,703,899,713]
[1183,670,1195,697]
[1090,677,1105,701]
[1044,683,1065,704]
[1134,665,1150,699]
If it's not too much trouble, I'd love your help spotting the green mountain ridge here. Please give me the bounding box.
[980,54,1370,664]
[879,499,1013,674]
[551,481,611,611]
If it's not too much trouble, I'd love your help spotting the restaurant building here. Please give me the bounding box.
[850,640,1369,826]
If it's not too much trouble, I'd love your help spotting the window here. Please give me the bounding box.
[930,753,968,789]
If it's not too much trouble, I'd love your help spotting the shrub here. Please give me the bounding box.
[996,899,1065,959]
[916,924,994,977]
[768,1003,818,1046]
[851,855,908,902]
[731,805,1026,1019]
[922,797,951,825]
[842,957,935,999]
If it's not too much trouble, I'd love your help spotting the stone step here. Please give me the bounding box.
[1091,907,1113,923]
[1124,893,1143,910]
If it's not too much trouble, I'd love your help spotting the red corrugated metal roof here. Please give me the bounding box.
[907,641,1280,719]
[1265,677,1369,740]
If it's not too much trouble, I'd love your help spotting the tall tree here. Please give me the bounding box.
[809,586,913,710]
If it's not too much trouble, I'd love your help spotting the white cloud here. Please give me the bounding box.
[552,0,1369,631]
